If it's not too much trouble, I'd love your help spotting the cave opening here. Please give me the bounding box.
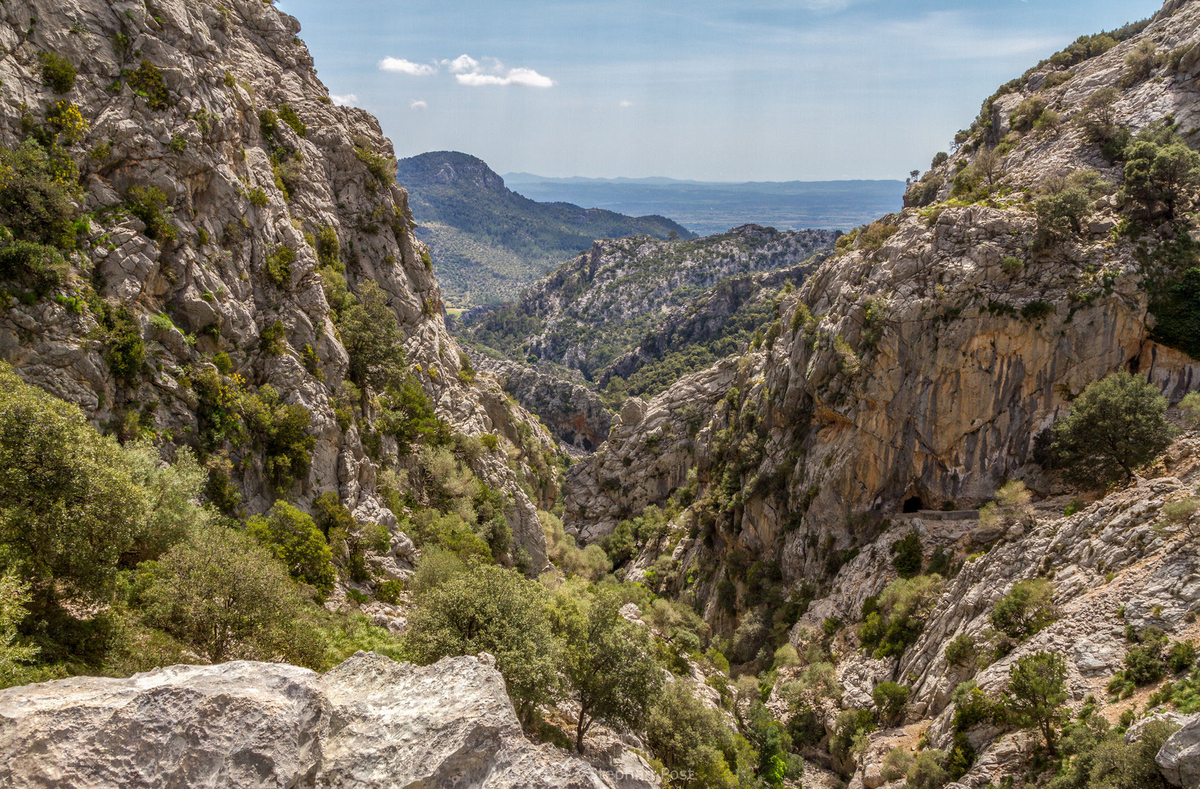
[902,496,923,513]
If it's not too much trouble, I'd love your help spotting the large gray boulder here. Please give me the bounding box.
[1158,714,1200,788]
[0,652,656,789]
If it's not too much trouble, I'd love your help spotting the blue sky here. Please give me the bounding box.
[276,0,1163,182]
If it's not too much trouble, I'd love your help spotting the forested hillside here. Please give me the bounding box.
[398,151,695,306]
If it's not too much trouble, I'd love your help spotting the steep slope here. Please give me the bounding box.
[398,151,695,306]
[559,2,1200,784]
[0,0,557,569]
[459,224,838,397]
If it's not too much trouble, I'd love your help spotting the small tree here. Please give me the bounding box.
[645,681,738,789]
[246,501,335,596]
[1006,651,1068,755]
[1048,371,1172,486]
[891,532,923,579]
[338,279,407,392]
[872,681,912,727]
[403,564,560,726]
[990,578,1057,641]
[556,588,663,752]
[0,572,38,683]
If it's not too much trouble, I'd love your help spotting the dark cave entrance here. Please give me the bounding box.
[902,496,923,513]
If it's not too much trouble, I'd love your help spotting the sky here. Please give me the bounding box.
[275,0,1163,182]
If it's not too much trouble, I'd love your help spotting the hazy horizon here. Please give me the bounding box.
[277,0,1163,182]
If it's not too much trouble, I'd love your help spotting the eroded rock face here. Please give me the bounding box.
[1158,714,1200,788]
[475,356,613,452]
[0,0,554,567]
[0,652,656,789]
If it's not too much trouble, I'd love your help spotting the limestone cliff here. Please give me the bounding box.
[0,0,556,568]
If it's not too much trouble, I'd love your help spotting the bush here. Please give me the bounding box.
[1021,299,1055,321]
[990,578,1057,641]
[891,531,923,578]
[407,546,466,600]
[872,681,911,726]
[39,52,76,93]
[1150,267,1200,358]
[1010,96,1047,133]
[265,244,295,288]
[127,59,171,110]
[336,279,407,391]
[945,633,978,667]
[1,571,39,682]
[353,144,395,188]
[645,681,738,789]
[45,101,88,146]
[1034,186,1091,245]
[94,302,145,381]
[239,385,315,491]
[246,501,336,596]
[138,523,324,666]
[0,364,145,614]
[858,575,943,658]
[277,104,306,137]
[1122,39,1164,86]
[315,225,339,269]
[0,139,80,251]
[1169,640,1197,674]
[1006,651,1068,754]
[404,564,560,725]
[0,242,67,295]
[1122,138,1200,220]
[125,185,176,242]
[1046,371,1172,487]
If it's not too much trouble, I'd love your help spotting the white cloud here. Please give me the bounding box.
[378,57,437,76]
[619,99,633,108]
[444,54,479,74]
[410,99,428,110]
[330,93,358,106]
[455,65,555,88]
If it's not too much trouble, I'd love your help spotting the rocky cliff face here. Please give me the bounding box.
[563,0,1200,584]
[0,651,658,788]
[0,0,555,568]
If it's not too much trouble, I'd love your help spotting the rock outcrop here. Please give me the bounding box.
[0,0,555,568]
[1159,714,1200,788]
[0,652,657,789]
[474,356,613,452]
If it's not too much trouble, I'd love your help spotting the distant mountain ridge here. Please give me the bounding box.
[397,152,695,307]
[502,173,907,236]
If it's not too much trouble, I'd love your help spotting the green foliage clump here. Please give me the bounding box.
[92,301,145,381]
[138,522,324,666]
[0,572,38,681]
[246,501,335,596]
[45,101,88,146]
[859,221,898,252]
[646,681,738,788]
[277,104,307,137]
[0,364,145,614]
[558,587,663,752]
[1122,39,1164,87]
[265,244,295,288]
[328,277,406,392]
[126,60,171,110]
[354,143,395,189]
[1043,371,1172,487]
[125,185,176,242]
[872,681,911,726]
[858,574,943,658]
[315,225,339,269]
[991,578,1057,642]
[1006,650,1068,754]
[248,187,269,207]
[259,319,286,355]
[239,384,315,491]
[1121,137,1200,221]
[945,633,978,668]
[404,563,560,725]
[0,140,82,294]
[39,52,76,93]
[891,531,923,578]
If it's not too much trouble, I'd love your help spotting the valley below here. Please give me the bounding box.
[3,1,1200,789]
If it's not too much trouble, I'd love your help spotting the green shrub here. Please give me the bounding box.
[1122,138,1200,221]
[138,522,324,666]
[248,187,269,207]
[93,301,145,381]
[645,681,738,788]
[246,501,335,596]
[353,144,394,188]
[45,101,88,146]
[1122,39,1164,87]
[1010,96,1047,133]
[1021,300,1055,321]
[168,133,186,153]
[404,563,560,724]
[39,52,76,93]
[376,579,404,604]
[213,351,233,375]
[891,531,923,578]
[277,104,306,137]
[265,244,295,288]
[0,242,67,295]
[1151,267,1200,359]
[0,139,80,251]
[1034,186,1090,245]
[872,681,911,727]
[336,279,407,391]
[1169,640,1197,674]
[945,633,978,667]
[126,60,170,110]
[125,185,176,242]
[239,385,314,491]
[1006,651,1068,754]
[1045,371,1172,486]
[315,225,339,269]
[858,575,943,658]
[259,319,286,355]
[991,578,1057,641]
[859,221,898,252]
